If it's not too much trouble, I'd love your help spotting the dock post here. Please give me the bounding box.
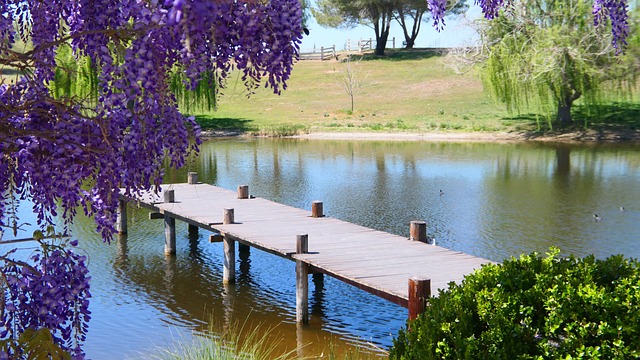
[408,277,431,321]
[296,234,309,324]
[238,243,250,256]
[311,201,324,218]
[223,208,235,284]
[117,199,128,234]
[223,208,234,225]
[188,224,199,236]
[409,221,427,242]
[187,172,198,184]
[237,185,249,199]
[164,190,176,255]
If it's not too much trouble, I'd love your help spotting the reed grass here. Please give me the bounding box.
[148,317,386,360]
[149,321,296,360]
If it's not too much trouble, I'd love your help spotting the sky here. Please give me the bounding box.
[299,4,484,52]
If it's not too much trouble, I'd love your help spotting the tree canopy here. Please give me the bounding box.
[394,0,468,49]
[312,0,630,56]
[478,0,638,127]
[313,0,397,55]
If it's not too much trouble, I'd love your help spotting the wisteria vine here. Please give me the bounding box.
[1,0,303,357]
[0,239,91,358]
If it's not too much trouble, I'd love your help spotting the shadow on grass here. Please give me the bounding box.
[194,115,254,132]
[573,102,640,130]
[499,102,640,140]
[356,48,443,62]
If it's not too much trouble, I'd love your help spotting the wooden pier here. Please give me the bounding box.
[118,173,492,323]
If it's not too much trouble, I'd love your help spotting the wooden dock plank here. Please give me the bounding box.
[120,182,493,307]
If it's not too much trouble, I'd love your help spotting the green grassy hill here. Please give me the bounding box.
[189,49,639,136]
[191,50,519,135]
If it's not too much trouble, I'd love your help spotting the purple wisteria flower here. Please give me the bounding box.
[1,0,304,356]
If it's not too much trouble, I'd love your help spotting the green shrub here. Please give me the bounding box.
[390,249,640,359]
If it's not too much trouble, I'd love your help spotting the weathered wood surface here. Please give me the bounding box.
[120,183,492,307]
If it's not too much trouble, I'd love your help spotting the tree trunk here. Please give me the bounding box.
[373,8,392,56]
[556,91,580,127]
[375,31,389,56]
[404,38,415,49]
[556,101,572,126]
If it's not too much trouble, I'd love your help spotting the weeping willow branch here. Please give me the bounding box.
[477,0,639,128]
[169,68,217,114]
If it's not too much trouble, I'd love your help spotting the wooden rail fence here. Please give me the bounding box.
[118,172,492,324]
[299,45,336,60]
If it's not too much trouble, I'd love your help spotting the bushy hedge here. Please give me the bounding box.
[390,249,640,359]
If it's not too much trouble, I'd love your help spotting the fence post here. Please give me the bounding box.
[320,46,325,61]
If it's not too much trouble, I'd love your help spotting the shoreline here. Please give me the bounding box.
[202,129,640,143]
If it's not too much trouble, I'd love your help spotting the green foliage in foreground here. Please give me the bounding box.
[390,249,640,359]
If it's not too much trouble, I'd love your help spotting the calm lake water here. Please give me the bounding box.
[5,138,640,358]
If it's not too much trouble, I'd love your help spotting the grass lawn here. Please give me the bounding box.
[189,50,518,135]
[187,49,640,136]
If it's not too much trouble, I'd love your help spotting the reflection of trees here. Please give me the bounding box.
[480,143,607,258]
[161,138,640,269]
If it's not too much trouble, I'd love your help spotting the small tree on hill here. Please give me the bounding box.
[335,56,369,113]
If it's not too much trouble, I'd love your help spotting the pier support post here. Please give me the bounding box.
[311,201,324,218]
[296,234,309,324]
[410,221,427,242]
[223,208,235,284]
[238,243,250,256]
[164,190,176,255]
[117,199,128,234]
[237,185,249,199]
[223,237,235,284]
[408,277,431,321]
[188,224,199,236]
[187,172,198,185]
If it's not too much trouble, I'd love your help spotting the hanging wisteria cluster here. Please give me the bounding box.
[1,0,304,241]
[0,241,90,358]
[592,0,629,50]
[426,0,629,50]
[1,0,303,357]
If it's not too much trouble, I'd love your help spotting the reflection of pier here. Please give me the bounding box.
[118,173,491,324]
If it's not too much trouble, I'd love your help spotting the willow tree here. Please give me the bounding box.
[479,0,638,127]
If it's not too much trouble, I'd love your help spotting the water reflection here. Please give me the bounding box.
[53,138,640,358]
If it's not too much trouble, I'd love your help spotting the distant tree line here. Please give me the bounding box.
[312,0,468,56]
